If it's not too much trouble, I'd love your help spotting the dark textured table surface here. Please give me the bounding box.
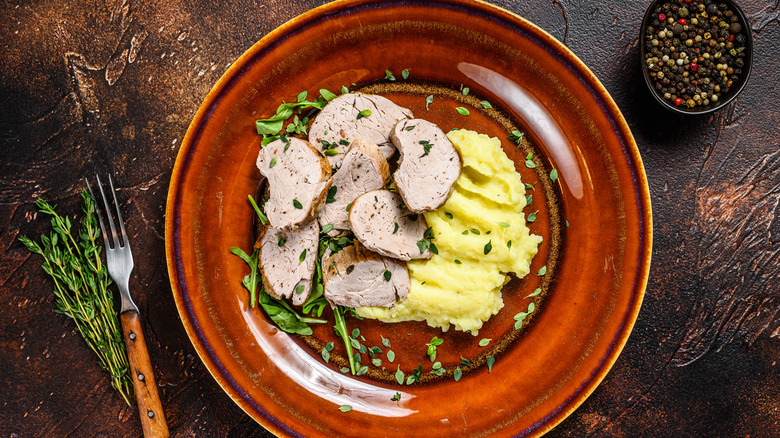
[2,0,779,436]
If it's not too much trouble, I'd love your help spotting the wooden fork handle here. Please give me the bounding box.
[121,311,170,438]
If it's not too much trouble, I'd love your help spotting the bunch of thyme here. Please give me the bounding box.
[19,191,133,405]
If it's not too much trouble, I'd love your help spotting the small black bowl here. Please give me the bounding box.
[639,0,753,114]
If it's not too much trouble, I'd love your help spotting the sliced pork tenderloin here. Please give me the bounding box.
[318,139,390,233]
[257,219,319,306]
[256,137,332,231]
[322,243,410,308]
[349,190,433,261]
[308,93,413,167]
[390,119,462,212]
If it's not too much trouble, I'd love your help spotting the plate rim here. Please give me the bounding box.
[164,0,653,436]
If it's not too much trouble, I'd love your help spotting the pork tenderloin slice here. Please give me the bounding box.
[256,137,332,231]
[349,190,432,261]
[318,139,390,233]
[257,219,319,306]
[322,243,410,308]
[309,93,413,168]
[390,119,462,212]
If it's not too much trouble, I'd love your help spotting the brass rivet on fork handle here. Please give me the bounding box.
[86,175,170,438]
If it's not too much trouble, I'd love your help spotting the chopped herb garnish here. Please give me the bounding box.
[321,224,334,233]
[537,265,547,276]
[455,106,470,116]
[416,239,430,253]
[429,243,438,255]
[326,185,337,203]
[269,157,277,168]
[426,337,443,361]
[381,336,391,348]
[294,284,305,294]
[372,358,383,367]
[525,159,536,169]
[445,212,453,220]
[346,203,352,212]
[404,125,416,131]
[395,366,405,384]
[297,90,308,102]
[453,367,463,381]
[356,366,369,376]
[525,194,533,206]
[277,235,286,247]
[525,182,536,190]
[527,211,538,223]
[392,392,401,403]
[478,338,491,347]
[507,240,513,249]
[341,85,349,94]
[419,140,433,155]
[320,88,337,101]
[339,139,350,146]
[462,87,470,96]
[526,152,533,160]
[425,95,433,110]
[526,288,542,298]
[487,356,495,372]
[393,222,399,234]
[292,198,302,209]
[484,240,492,255]
[356,109,372,120]
[324,148,339,156]
[550,168,559,182]
[470,228,480,235]
[338,405,352,413]
[299,249,307,264]
[322,343,333,362]
[352,328,360,338]
[498,221,510,228]
[508,130,524,147]
[385,69,396,81]
[384,270,392,281]
[460,357,472,367]
[454,259,462,264]
[401,69,410,80]
[566,220,570,227]
[480,100,492,109]
[387,350,396,362]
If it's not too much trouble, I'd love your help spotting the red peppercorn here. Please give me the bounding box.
[690,62,698,71]
[684,0,692,3]
[658,61,664,66]
[659,13,666,21]
[678,18,687,25]
[691,81,697,86]
[675,98,683,106]
[729,35,735,42]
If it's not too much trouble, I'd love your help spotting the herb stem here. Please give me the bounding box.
[333,306,357,375]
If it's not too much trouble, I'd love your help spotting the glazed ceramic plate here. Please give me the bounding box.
[165,0,652,436]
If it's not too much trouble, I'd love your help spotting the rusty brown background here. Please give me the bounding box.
[1,0,779,436]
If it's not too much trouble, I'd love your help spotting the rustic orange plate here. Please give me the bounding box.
[165,0,652,436]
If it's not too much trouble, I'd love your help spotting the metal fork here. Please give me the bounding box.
[86,175,170,438]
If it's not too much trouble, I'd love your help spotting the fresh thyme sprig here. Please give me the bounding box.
[19,191,133,405]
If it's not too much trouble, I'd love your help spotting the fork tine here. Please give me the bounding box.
[85,177,110,249]
[95,174,120,249]
[108,174,130,249]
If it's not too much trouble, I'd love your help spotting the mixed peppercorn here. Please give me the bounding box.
[644,0,748,109]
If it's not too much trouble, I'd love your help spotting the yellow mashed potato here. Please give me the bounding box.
[356,130,542,333]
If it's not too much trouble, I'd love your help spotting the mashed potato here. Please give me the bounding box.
[356,130,542,333]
